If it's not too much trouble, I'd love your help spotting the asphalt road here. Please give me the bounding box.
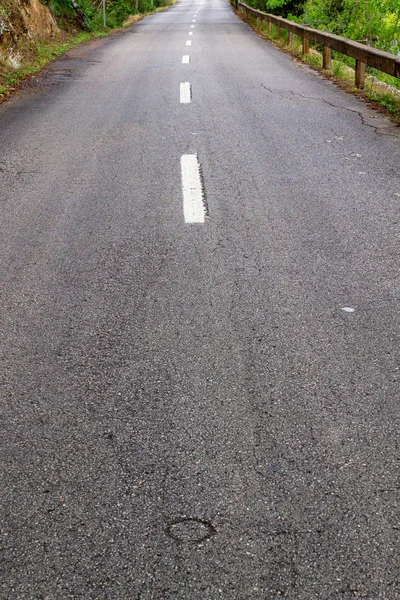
[1,0,400,598]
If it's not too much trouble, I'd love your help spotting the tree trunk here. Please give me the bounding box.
[71,0,90,30]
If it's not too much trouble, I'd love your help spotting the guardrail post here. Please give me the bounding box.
[396,59,400,79]
[355,59,366,88]
[302,37,309,55]
[323,46,331,69]
[268,20,272,34]
[288,31,294,44]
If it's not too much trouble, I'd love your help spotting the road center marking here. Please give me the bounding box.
[190,24,195,27]
[182,55,190,63]
[189,31,193,35]
[186,40,192,46]
[181,155,206,223]
[180,82,191,104]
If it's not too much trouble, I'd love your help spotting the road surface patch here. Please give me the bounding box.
[166,517,216,543]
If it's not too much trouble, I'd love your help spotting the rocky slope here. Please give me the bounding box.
[0,0,59,69]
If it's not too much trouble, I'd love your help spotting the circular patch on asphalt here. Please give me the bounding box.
[166,517,216,543]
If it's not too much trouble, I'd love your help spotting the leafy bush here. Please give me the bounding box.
[42,0,168,30]
[41,0,82,27]
[244,0,400,53]
[248,0,306,17]
[302,0,400,52]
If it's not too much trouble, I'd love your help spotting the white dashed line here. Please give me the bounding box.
[190,24,195,27]
[342,307,355,313]
[189,31,193,35]
[182,55,190,63]
[192,19,196,22]
[181,155,206,223]
[180,82,191,104]
[186,40,192,46]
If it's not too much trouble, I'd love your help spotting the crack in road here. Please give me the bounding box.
[260,83,400,137]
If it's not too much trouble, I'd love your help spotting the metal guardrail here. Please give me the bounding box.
[232,0,400,88]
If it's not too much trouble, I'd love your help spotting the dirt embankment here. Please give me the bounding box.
[0,0,59,69]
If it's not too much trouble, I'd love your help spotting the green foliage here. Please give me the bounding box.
[301,0,400,52]
[331,60,342,77]
[0,5,9,18]
[365,78,400,118]
[247,0,306,18]
[41,0,170,30]
[245,0,400,53]
[40,0,79,25]
[0,30,98,98]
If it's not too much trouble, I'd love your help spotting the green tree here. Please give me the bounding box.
[301,0,400,51]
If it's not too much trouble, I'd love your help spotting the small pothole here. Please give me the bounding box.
[166,517,216,544]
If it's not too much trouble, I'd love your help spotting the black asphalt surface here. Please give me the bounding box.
[1,0,400,598]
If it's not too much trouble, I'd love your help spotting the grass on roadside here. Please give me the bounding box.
[0,31,105,99]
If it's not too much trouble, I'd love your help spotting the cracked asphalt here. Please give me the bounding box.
[1,0,400,598]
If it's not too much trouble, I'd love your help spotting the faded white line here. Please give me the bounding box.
[180,82,191,104]
[189,31,193,35]
[182,55,190,63]
[186,40,192,46]
[190,24,195,27]
[181,154,206,223]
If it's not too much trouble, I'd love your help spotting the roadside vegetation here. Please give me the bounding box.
[0,30,103,98]
[247,0,400,54]
[0,0,173,99]
[40,0,171,30]
[239,0,400,121]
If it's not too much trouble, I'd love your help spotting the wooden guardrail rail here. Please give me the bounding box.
[232,0,400,88]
